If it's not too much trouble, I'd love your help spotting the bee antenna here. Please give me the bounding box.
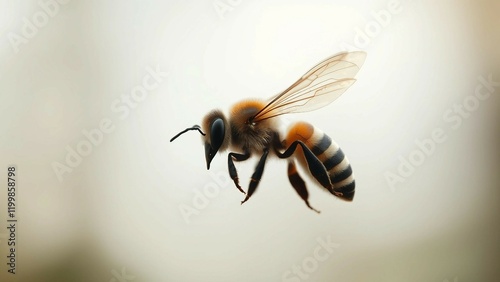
[170,125,206,142]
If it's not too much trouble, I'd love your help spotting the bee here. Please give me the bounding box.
[170,51,366,212]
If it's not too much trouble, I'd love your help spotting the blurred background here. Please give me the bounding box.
[0,0,499,281]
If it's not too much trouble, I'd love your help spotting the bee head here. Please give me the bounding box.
[201,110,229,170]
[169,109,229,170]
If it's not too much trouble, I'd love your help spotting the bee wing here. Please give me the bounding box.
[252,51,366,122]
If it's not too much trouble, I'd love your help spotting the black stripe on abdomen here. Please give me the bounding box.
[311,134,332,156]
[317,137,355,201]
[333,180,355,201]
[330,165,353,184]
[323,148,345,171]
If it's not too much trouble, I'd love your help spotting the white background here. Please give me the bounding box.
[0,0,499,281]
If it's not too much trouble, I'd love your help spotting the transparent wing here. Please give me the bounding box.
[252,51,366,122]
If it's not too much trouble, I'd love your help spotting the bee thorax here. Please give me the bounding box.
[228,99,280,153]
[230,121,275,152]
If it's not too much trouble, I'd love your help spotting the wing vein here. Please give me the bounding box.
[250,51,366,123]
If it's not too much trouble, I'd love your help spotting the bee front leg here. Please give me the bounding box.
[241,150,269,205]
[228,151,251,194]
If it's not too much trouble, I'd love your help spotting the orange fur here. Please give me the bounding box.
[285,121,315,145]
[283,122,317,167]
[230,100,267,115]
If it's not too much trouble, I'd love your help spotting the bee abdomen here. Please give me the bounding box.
[285,121,355,201]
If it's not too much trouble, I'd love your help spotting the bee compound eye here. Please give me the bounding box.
[210,118,225,150]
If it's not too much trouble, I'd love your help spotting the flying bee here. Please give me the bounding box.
[170,51,366,212]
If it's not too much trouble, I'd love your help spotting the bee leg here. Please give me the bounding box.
[241,150,269,205]
[228,151,251,194]
[288,161,320,213]
[275,141,333,191]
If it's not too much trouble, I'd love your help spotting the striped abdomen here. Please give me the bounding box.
[284,121,355,201]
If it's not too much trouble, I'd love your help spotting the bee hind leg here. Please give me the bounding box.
[275,140,332,191]
[288,161,320,213]
[241,150,269,205]
[228,151,251,194]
